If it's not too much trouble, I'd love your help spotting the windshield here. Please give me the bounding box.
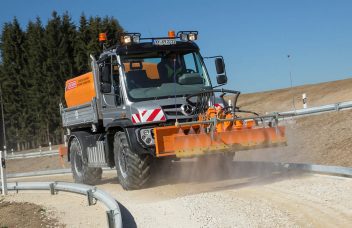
[121,50,211,101]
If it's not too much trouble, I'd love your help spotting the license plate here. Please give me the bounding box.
[153,39,176,46]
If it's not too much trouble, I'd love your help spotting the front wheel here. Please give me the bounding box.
[70,136,102,185]
[114,131,152,190]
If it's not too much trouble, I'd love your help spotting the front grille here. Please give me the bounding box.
[162,104,186,117]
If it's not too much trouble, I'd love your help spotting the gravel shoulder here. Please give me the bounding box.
[7,162,352,228]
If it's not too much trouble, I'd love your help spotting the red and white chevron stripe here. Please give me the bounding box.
[214,103,224,109]
[131,113,141,123]
[131,108,166,124]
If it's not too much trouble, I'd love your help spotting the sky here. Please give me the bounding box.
[1,0,352,93]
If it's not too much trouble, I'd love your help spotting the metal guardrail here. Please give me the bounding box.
[277,100,352,118]
[6,150,59,160]
[283,162,352,176]
[0,181,122,228]
[237,161,352,177]
[7,169,72,178]
[7,167,114,179]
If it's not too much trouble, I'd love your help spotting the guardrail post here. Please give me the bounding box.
[0,150,8,195]
[49,183,56,195]
[106,210,115,228]
[302,93,307,109]
[3,146,7,159]
[87,189,96,206]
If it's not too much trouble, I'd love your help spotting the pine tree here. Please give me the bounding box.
[42,11,62,145]
[102,16,124,47]
[0,12,124,150]
[74,13,90,75]
[24,17,46,147]
[0,18,28,150]
[0,64,5,150]
[87,16,102,58]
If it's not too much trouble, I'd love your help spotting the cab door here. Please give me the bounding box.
[98,54,126,126]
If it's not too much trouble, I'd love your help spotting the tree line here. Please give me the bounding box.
[0,11,124,151]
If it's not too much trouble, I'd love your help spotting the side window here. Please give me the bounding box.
[112,56,119,86]
[99,57,112,93]
[112,55,123,105]
[183,53,198,73]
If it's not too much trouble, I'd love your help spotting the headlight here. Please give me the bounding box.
[139,128,155,146]
[188,33,197,41]
[132,35,140,43]
[120,33,141,45]
[180,33,188,41]
[122,35,131,44]
[178,31,198,41]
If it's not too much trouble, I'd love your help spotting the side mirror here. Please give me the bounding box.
[215,58,225,75]
[101,65,111,83]
[100,82,111,93]
[215,57,227,85]
[216,74,228,85]
[100,64,112,93]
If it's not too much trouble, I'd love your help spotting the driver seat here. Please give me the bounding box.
[157,58,184,83]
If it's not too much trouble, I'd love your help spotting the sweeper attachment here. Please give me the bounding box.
[154,89,286,158]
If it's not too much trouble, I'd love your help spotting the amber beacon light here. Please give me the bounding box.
[168,30,176,38]
[99,33,107,42]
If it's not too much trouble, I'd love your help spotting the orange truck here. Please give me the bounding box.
[60,31,286,190]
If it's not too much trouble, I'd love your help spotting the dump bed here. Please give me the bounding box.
[60,72,99,128]
[60,99,99,127]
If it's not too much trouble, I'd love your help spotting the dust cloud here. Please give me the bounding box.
[148,119,311,191]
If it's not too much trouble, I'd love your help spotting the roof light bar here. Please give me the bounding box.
[177,31,198,41]
[120,33,141,45]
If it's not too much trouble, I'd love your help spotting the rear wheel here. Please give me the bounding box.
[70,136,102,185]
[114,131,151,190]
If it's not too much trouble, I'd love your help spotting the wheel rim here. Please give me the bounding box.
[118,147,128,179]
[71,138,83,177]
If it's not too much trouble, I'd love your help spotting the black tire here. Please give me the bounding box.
[114,131,151,190]
[70,136,102,185]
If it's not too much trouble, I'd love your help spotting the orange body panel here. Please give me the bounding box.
[65,72,96,107]
[58,144,68,168]
[58,145,68,157]
[154,125,286,157]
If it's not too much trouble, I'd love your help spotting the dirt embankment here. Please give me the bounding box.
[0,197,63,228]
[236,78,352,167]
[238,77,352,113]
